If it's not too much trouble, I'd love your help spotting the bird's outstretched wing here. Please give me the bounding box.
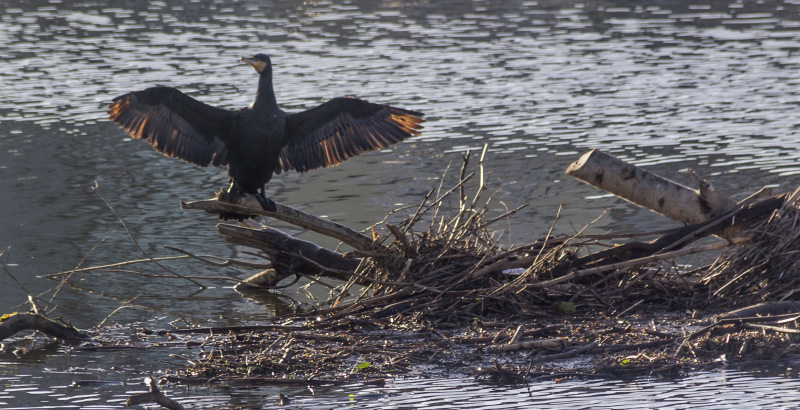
[279,97,424,173]
[108,86,235,167]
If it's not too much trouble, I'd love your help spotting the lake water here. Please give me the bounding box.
[3,0,800,407]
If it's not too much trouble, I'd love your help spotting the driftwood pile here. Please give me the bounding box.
[183,148,794,318]
[139,148,800,385]
[702,199,800,307]
[5,148,800,392]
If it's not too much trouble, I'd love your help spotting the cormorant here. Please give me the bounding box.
[108,54,424,213]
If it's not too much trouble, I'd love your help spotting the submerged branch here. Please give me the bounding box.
[44,255,192,278]
[0,312,89,341]
[93,182,205,288]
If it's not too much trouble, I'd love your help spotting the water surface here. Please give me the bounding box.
[2,0,800,407]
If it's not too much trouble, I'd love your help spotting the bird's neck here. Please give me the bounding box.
[252,72,278,109]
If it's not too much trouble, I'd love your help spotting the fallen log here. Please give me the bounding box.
[566,149,736,225]
[218,224,361,281]
[0,312,89,341]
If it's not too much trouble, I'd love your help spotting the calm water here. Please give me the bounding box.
[3,0,800,407]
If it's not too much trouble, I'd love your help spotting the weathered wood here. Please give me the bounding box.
[126,376,184,410]
[539,238,749,287]
[235,268,294,289]
[786,184,800,209]
[0,312,89,341]
[218,224,361,281]
[181,197,375,251]
[542,195,785,283]
[566,149,735,225]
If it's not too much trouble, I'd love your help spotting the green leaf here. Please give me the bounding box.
[355,362,371,371]
[557,302,576,314]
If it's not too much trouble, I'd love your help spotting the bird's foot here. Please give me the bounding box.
[215,187,259,221]
[215,186,235,203]
[255,194,277,213]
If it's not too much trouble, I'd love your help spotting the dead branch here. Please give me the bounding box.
[45,255,192,278]
[93,182,205,288]
[162,245,271,269]
[217,224,361,281]
[718,301,800,319]
[566,149,735,224]
[744,323,800,334]
[0,312,89,341]
[544,195,785,282]
[126,375,184,410]
[540,238,749,286]
[181,198,375,251]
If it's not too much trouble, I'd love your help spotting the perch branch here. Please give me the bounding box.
[181,198,375,251]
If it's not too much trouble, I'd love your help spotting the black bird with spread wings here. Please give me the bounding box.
[108,54,424,212]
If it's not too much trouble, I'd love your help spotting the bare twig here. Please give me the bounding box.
[93,182,205,288]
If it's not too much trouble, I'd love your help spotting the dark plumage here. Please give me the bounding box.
[108,54,424,212]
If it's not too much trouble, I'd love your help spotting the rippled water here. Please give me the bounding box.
[5,367,800,409]
[4,0,800,407]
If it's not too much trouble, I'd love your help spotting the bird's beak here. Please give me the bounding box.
[241,56,262,73]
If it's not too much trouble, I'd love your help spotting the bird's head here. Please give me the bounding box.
[241,54,272,74]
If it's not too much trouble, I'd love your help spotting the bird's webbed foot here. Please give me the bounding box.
[215,186,259,221]
[256,188,277,212]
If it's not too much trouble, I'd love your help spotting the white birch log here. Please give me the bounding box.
[565,149,735,225]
